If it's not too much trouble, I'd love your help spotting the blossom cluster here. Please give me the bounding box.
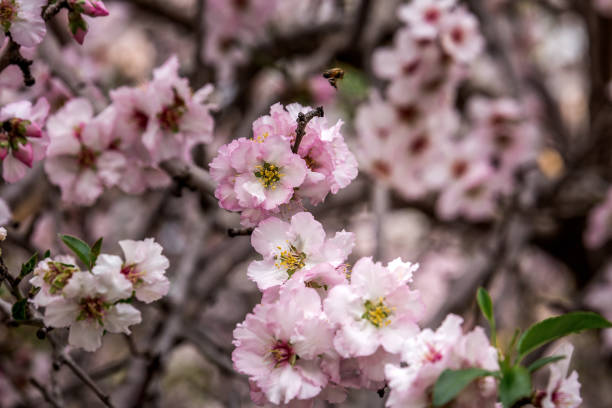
[231,211,508,407]
[42,56,214,205]
[356,0,540,221]
[30,238,169,351]
[210,103,357,227]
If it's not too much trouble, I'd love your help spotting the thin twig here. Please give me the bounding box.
[42,0,69,21]
[227,227,253,237]
[292,106,324,153]
[160,158,216,200]
[30,378,62,408]
[57,351,115,408]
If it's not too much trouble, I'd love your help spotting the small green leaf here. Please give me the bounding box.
[477,287,496,345]
[517,311,612,359]
[60,235,91,269]
[527,355,565,373]
[499,365,532,408]
[89,237,103,268]
[43,249,51,259]
[19,252,38,279]
[477,287,494,322]
[432,368,494,406]
[11,299,29,321]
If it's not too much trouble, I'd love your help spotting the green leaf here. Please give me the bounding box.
[527,355,565,373]
[89,237,103,268]
[43,249,51,259]
[517,311,612,359]
[477,287,494,323]
[499,365,531,408]
[60,235,91,269]
[11,299,29,321]
[19,252,38,279]
[432,368,494,406]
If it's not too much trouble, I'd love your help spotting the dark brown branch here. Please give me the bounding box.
[227,227,254,237]
[160,158,216,200]
[113,0,195,30]
[0,39,35,86]
[292,106,324,153]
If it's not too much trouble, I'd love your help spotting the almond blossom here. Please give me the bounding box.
[248,212,354,291]
[385,314,499,408]
[92,238,170,303]
[43,268,141,351]
[29,255,80,307]
[0,0,46,47]
[44,99,125,206]
[323,257,423,358]
[0,98,49,183]
[232,280,335,405]
[541,343,582,408]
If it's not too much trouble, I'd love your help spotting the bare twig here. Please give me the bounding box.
[292,106,324,153]
[160,158,216,200]
[30,378,63,408]
[42,0,69,21]
[57,351,116,407]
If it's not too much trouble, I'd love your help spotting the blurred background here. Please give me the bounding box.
[2,0,612,406]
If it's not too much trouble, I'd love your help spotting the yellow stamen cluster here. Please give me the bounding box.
[254,131,269,143]
[362,297,394,328]
[254,162,283,189]
[274,243,306,277]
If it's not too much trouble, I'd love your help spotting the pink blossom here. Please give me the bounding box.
[541,343,582,408]
[436,163,499,221]
[44,99,126,206]
[92,238,170,303]
[232,281,334,405]
[584,187,612,249]
[29,255,80,307]
[0,0,46,47]
[385,315,498,408]
[141,56,215,163]
[43,269,141,351]
[324,257,423,357]
[248,212,354,291]
[0,98,49,183]
[439,7,484,63]
[398,0,456,40]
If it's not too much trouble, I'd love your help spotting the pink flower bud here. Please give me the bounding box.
[81,0,109,17]
[73,26,87,45]
[25,122,42,138]
[13,143,34,167]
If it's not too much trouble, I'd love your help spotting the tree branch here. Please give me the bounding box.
[0,39,35,86]
[292,106,324,153]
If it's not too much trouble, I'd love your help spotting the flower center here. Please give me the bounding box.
[362,297,393,328]
[120,264,144,286]
[254,162,283,189]
[157,89,187,132]
[270,340,296,367]
[78,145,98,168]
[0,118,29,153]
[253,131,269,143]
[132,109,149,131]
[43,262,78,295]
[0,0,17,29]
[77,297,108,324]
[274,243,306,277]
[424,343,443,363]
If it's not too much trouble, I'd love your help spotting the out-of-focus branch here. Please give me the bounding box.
[56,349,116,408]
[227,227,253,237]
[38,33,108,112]
[30,378,62,408]
[160,158,216,200]
[0,39,35,86]
[112,0,194,30]
[42,0,69,21]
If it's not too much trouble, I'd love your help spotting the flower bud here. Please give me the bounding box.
[13,143,34,167]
